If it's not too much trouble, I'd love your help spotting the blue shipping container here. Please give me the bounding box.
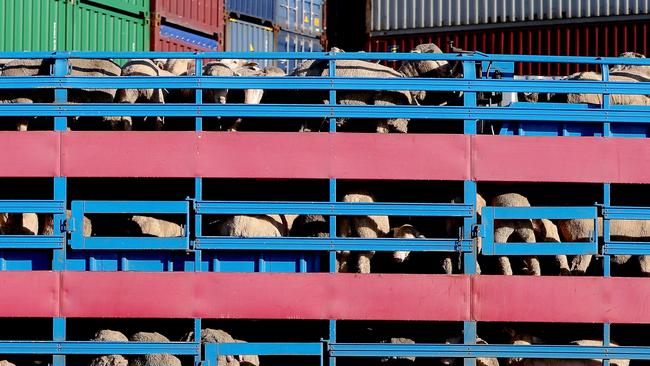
[275,0,323,36]
[226,18,275,67]
[225,0,275,23]
[276,30,322,73]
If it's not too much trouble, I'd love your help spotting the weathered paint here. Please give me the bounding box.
[226,0,275,23]
[152,23,220,52]
[151,0,224,36]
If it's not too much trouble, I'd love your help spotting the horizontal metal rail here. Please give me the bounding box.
[194,237,473,252]
[71,201,189,214]
[195,201,473,217]
[2,104,649,122]
[3,51,650,65]
[0,200,65,213]
[2,77,650,94]
[482,206,599,255]
[328,343,650,359]
[602,206,650,255]
[206,342,324,356]
[0,341,199,355]
[0,235,63,249]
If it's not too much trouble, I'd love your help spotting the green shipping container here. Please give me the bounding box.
[0,0,149,52]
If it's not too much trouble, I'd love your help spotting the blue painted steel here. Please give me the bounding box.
[65,251,179,271]
[481,207,599,256]
[194,237,473,252]
[0,200,64,249]
[69,201,189,250]
[207,342,323,356]
[602,205,650,255]
[195,201,473,216]
[275,0,324,36]
[0,341,198,354]
[276,30,322,73]
[0,200,65,213]
[226,0,275,23]
[159,25,218,50]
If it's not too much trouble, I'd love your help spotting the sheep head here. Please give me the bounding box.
[391,224,425,263]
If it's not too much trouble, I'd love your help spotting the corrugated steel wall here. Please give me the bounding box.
[366,19,650,76]
[226,18,275,66]
[276,0,324,36]
[0,0,149,52]
[226,0,275,23]
[151,0,224,36]
[369,0,650,33]
[276,29,322,73]
[152,24,220,52]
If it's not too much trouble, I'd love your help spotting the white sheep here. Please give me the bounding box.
[211,215,294,237]
[130,215,183,237]
[337,192,390,273]
[89,329,129,366]
[182,328,259,366]
[0,213,38,235]
[0,361,16,366]
[379,337,416,363]
[129,332,181,366]
[390,224,426,264]
[558,218,650,275]
[507,337,628,366]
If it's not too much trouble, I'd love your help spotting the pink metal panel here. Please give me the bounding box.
[0,132,59,177]
[61,132,198,178]
[0,271,59,317]
[61,272,470,320]
[472,135,650,184]
[473,275,650,324]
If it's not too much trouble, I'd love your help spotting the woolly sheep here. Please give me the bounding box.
[130,215,183,237]
[532,218,570,275]
[337,192,390,273]
[289,214,329,237]
[558,218,650,275]
[129,332,181,366]
[0,213,38,235]
[0,361,16,366]
[506,338,628,366]
[89,329,129,366]
[182,329,259,366]
[491,193,540,276]
[390,224,425,264]
[211,215,294,237]
[441,336,499,366]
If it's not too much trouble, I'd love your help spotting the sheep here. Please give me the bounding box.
[441,336,499,366]
[491,193,540,276]
[337,192,390,273]
[89,329,129,366]
[130,215,183,237]
[379,337,416,363]
[0,361,16,366]
[390,224,426,264]
[533,218,571,275]
[129,332,181,366]
[289,214,329,237]
[0,213,38,235]
[182,328,259,366]
[209,215,293,237]
[506,337,628,366]
[558,218,650,275]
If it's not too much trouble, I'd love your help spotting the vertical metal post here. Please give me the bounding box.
[603,182,611,366]
[463,59,478,366]
[463,60,477,134]
[195,57,203,132]
[53,317,66,366]
[194,177,203,365]
[54,57,69,131]
[602,64,611,136]
[328,53,338,366]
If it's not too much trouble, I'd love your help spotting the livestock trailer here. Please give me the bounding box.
[0,50,649,366]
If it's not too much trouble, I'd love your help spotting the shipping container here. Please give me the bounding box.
[226,18,275,66]
[0,0,149,52]
[275,0,324,36]
[152,23,220,52]
[366,19,650,76]
[226,0,275,23]
[151,0,224,36]
[368,0,650,34]
[275,30,322,73]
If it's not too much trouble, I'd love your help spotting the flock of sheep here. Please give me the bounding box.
[0,45,649,366]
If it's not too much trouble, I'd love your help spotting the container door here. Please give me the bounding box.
[70,1,150,53]
[78,0,149,16]
[0,0,72,51]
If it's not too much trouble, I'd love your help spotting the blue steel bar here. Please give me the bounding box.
[0,236,64,249]
[602,206,650,220]
[193,237,473,252]
[328,343,650,360]
[195,201,473,216]
[71,201,189,214]
[69,237,189,250]
[4,51,650,65]
[208,342,324,356]
[0,341,198,355]
[2,104,649,122]
[484,207,597,220]
[0,77,648,94]
[0,200,65,213]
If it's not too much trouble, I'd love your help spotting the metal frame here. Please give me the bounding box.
[0,50,649,364]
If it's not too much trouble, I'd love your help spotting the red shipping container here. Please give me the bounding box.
[366,20,650,76]
[152,0,224,36]
[152,23,221,52]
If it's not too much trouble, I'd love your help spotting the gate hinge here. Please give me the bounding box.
[61,218,75,233]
